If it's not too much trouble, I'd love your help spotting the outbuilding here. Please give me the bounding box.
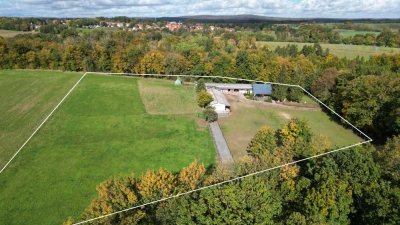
[174,78,182,85]
[206,83,252,93]
[209,89,231,115]
[252,83,272,96]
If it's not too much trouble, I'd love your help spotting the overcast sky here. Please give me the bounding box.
[0,0,399,18]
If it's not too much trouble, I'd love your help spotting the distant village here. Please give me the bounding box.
[30,19,235,33]
[84,21,234,32]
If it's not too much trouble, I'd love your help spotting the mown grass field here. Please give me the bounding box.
[0,70,82,168]
[258,41,400,59]
[0,72,215,225]
[219,94,363,160]
[138,78,200,115]
[0,29,34,38]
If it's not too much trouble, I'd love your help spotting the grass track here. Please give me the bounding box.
[0,73,215,225]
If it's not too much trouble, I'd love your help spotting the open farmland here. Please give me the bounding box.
[0,70,82,168]
[0,72,215,225]
[138,78,200,115]
[0,29,34,38]
[219,94,363,160]
[334,29,380,38]
[259,41,400,59]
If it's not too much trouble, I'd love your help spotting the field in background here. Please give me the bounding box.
[0,70,82,168]
[259,41,400,59]
[219,94,362,160]
[0,29,34,38]
[0,73,215,225]
[139,78,200,115]
[334,29,380,38]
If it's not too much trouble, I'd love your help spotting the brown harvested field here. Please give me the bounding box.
[0,30,34,38]
[219,93,363,161]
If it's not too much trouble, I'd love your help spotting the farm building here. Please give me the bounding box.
[209,89,231,115]
[206,83,252,93]
[175,78,182,85]
[253,84,272,96]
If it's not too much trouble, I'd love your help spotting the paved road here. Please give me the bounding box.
[209,122,234,163]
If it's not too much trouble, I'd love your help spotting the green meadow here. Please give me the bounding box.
[259,41,400,59]
[0,72,215,225]
[219,95,363,160]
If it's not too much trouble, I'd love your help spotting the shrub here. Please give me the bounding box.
[196,79,206,92]
[204,106,218,122]
[197,90,213,108]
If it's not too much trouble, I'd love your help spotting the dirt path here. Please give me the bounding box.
[209,122,234,163]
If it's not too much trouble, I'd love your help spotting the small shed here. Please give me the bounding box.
[252,84,272,96]
[175,78,182,85]
[209,89,231,114]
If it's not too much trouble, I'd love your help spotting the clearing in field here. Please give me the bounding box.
[334,29,380,38]
[219,93,363,160]
[138,78,200,115]
[0,72,215,225]
[0,29,34,38]
[258,41,400,59]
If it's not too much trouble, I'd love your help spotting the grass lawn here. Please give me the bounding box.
[0,73,215,225]
[0,29,35,38]
[138,78,200,115]
[219,95,363,160]
[0,70,83,168]
[258,41,400,59]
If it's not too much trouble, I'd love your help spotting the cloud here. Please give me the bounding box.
[0,0,398,18]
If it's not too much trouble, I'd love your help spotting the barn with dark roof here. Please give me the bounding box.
[252,84,272,97]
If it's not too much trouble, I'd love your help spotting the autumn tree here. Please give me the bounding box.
[156,177,282,225]
[196,78,206,92]
[178,160,206,191]
[311,67,339,102]
[197,90,213,108]
[82,176,145,225]
[247,126,277,159]
[139,50,166,74]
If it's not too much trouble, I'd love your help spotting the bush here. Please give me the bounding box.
[197,90,213,108]
[287,87,303,102]
[196,79,206,93]
[272,85,287,101]
[204,106,218,122]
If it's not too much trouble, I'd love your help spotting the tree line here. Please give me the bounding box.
[271,24,400,47]
[0,30,398,143]
[64,119,399,225]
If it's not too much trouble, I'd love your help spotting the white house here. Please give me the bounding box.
[209,89,230,115]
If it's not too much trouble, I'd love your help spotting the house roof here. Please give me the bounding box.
[253,83,272,95]
[205,83,252,90]
[210,89,230,107]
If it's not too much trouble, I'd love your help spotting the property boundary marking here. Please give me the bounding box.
[0,72,87,174]
[72,72,372,225]
[0,71,372,224]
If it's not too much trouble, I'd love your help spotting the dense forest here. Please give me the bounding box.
[0,29,398,142]
[0,24,399,224]
[65,120,399,225]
